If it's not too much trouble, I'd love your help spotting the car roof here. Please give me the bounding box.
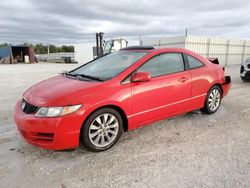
[121,46,192,54]
[121,46,212,66]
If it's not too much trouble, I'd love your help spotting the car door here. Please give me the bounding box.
[184,54,210,110]
[130,53,192,128]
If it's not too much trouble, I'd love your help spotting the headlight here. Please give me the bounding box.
[35,104,82,117]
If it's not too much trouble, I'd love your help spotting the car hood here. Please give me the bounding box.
[23,75,103,106]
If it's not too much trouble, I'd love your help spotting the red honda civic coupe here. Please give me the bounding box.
[14,47,231,152]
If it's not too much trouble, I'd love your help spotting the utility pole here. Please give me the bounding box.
[185,29,188,37]
[139,34,142,46]
[47,43,50,54]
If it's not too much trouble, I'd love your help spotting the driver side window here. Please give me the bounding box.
[137,53,185,77]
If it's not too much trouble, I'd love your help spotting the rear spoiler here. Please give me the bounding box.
[207,58,219,65]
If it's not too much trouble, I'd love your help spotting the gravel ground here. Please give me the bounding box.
[0,63,250,188]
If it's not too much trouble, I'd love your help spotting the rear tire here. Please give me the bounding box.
[201,85,222,114]
[81,108,123,152]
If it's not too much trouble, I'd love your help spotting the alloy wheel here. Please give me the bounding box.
[88,113,119,148]
[208,89,221,111]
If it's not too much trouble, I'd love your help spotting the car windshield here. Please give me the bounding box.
[69,50,147,81]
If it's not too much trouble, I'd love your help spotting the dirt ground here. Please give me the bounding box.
[0,63,250,188]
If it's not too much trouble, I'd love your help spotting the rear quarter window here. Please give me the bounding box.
[187,55,204,69]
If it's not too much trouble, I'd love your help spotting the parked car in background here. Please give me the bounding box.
[14,47,231,152]
[240,57,250,82]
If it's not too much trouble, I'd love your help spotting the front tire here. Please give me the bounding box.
[241,77,250,82]
[202,85,222,114]
[81,108,123,152]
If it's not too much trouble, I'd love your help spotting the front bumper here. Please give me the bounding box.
[240,65,250,79]
[241,71,250,79]
[14,101,84,150]
[221,76,231,98]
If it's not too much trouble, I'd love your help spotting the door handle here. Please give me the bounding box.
[178,77,188,83]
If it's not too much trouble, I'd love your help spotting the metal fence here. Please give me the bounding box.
[36,52,75,61]
[141,36,250,66]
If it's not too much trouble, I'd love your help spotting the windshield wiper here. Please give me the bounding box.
[63,72,104,82]
[66,72,103,81]
[64,72,75,77]
[76,74,104,81]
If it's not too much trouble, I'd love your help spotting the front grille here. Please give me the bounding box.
[36,133,54,141]
[20,130,54,143]
[245,71,250,79]
[21,99,39,114]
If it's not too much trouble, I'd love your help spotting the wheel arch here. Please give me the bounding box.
[201,83,223,114]
[210,83,223,96]
[79,104,129,142]
[202,83,223,108]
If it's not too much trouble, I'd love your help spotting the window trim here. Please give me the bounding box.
[136,52,187,78]
[121,74,133,84]
[121,52,187,84]
[184,54,205,70]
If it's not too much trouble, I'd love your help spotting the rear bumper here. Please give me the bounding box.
[221,76,231,98]
[14,101,84,150]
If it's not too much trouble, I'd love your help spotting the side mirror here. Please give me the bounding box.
[132,71,151,82]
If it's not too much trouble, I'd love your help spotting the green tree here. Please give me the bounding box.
[0,43,8,48]
[33,44,74,54]
[34,43,47,54]
[60,45,74,52]
[49,45,58,53]
[22,42,33,47]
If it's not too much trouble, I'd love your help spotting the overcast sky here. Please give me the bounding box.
[0,0,250,44]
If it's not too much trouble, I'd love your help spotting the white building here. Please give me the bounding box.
[141,36,250,66]
[74,43,95,64]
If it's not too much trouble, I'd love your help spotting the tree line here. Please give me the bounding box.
[0,43,74,54]
[33,44,74,54]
